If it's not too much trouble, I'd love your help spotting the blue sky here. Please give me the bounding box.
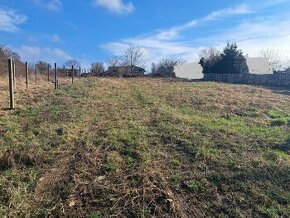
[1,0,290,68]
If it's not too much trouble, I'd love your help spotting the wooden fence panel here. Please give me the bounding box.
[204,73,290,87]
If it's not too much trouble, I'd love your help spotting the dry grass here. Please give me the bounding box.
[0,75,77,115]
[0,77,290,217]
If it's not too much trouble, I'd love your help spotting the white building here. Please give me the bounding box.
[246,57,272,74]
[174,57,272,80]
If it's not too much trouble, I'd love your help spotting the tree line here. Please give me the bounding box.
[1,43,289,78]
[199,43,290,75]
[90,44,184,77]
[0,44,184,78]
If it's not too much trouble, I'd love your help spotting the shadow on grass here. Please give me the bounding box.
[264,86,290,96]
[273,138,290,153]
[1,108,14,111]
[161,77,204,83]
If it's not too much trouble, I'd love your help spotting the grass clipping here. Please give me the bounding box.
[33,146,185,217]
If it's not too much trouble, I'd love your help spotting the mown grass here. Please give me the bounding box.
[0,77,290,217]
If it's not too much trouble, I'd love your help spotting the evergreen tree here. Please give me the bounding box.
[199,43,249,74]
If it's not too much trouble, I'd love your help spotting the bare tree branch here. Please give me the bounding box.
[122,44,146,68]
[260,48,283,71]
[64,59,81,68]
[107,56,122,68]
[91,62,105,76]
[35,61,50,74]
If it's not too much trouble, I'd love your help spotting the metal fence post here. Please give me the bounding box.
[72,65,74,84]
[8,59,15,109]
[54,63,57,90]
[35,67,37,84]
[48,65,50,82]
[25,62,28,89]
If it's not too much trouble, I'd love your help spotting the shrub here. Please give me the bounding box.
[199,43,249,74]
[149,58,183,78]
[91,62,105,76]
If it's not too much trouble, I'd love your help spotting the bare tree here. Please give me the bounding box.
[64,59,81,76]
[0,44,21,61]
[122,44,146,68]
[198,48,220,61]
[284,59,290,70]
[0,45,25,76]
[151,63,157,74]
[64,59,81,68]
[107,56,122,68]
[150,57,184,77]
[35,61,50,74]
[91,62,105,76]
[260,48,283,71]
[160,58,184,69]
[198,48,221,73]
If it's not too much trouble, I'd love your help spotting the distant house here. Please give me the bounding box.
[105,65,146,77]
[174,57,272,80]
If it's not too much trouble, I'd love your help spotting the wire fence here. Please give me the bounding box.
[1,59,84,110]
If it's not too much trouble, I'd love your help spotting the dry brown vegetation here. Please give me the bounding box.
[0,77,290,217]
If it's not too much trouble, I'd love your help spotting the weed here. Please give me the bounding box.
[105,151,124,172]
[87,212,101,218]
[182,179,204,192]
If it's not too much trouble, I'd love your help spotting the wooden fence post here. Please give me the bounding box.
[12,59,16,89]
[48,65,50,82]
[25,62,28,89]
[35,68,37,84]
[54,63,57,90]
[8,59,15,110]
[79,66,81,77]
[72,65,74,84]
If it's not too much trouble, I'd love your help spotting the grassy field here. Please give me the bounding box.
[0,77,290,217]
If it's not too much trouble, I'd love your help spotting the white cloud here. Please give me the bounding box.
[145,4,252,42]
[50,34,62,43]
[47,0,62,11]
[0,7,27,32]
[65,21,79,30]
[210,19,290,59]
[15,46,72,64]
[101,4,253,65]
[25,33,62,44]
[203,4,251,21]
[101,2,290,69]
[32,0,62,11]
[93,0,134,14]
[263,0,290,6]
